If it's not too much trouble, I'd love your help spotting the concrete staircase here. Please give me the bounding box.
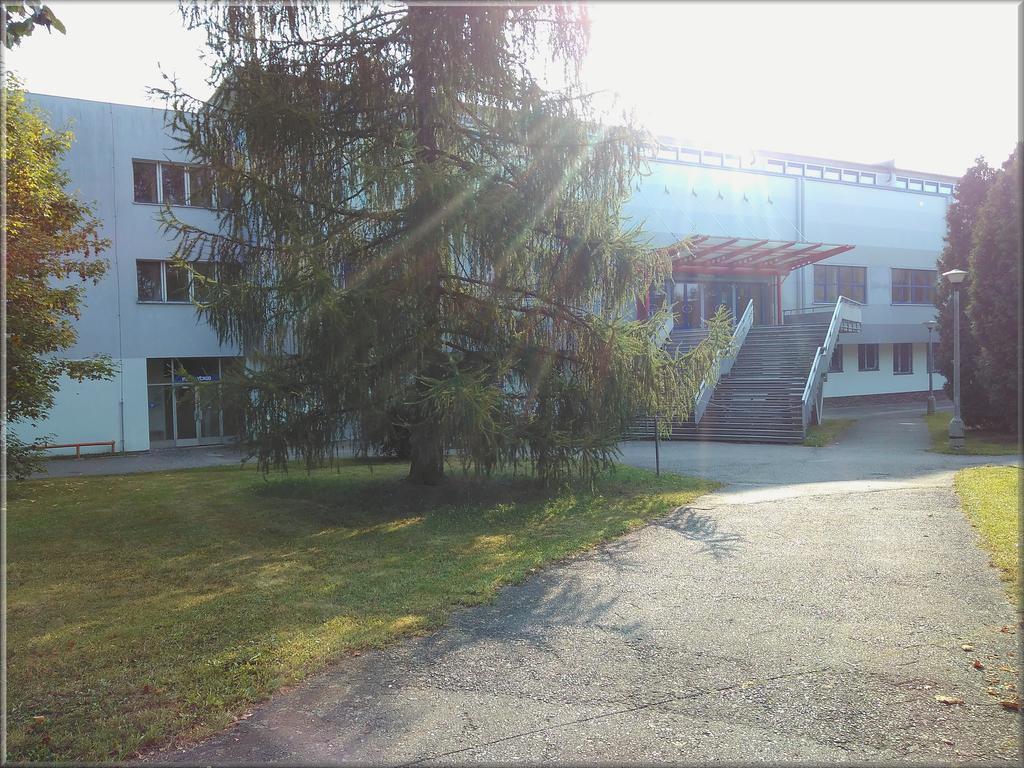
[628,322,830,444]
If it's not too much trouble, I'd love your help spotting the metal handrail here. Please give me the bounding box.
[694,299,753,424]
[801,296,861,430]
[653,307,675,348]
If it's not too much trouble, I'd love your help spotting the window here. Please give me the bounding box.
[680,148,700,164]
[927,341,939,373]
[767,159,785,173]
[894,176,909,190]
[702,151,723,166]
[805,164,823,179]
[924,181,939,194]
[891,268,937,304]
[829,345,844,373]
[858,344,879,371]
[824,167,841,181]
[133,161,158,203]
[813,264,867,303]
[785,162,804,175]
[893,343,913,374]
[908,178,923,192]
[136,260,162,301]
[132,160,216,207]
[161,163,187,205]
[189,167,215,208]
[723,154,741,168]
[859,172,876,185]
[842,169,859,183]
[657,146,678,161]
[137,260,214,303]
[192,261,217,303]
[939,183,954,196]
[165,263,191,302]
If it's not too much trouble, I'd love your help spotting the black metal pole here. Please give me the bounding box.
[654,413,660,476]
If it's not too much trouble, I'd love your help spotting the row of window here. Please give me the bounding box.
[828,342,938,375]
[133,160,217,208]
[137,259,217,303]
[812,266,937,305]
[646,145,955,195]
[894,176,954,195]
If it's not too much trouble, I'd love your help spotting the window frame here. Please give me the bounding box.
[136,259,212,304]
[893,342,914,375]
[132,159,217,209]
[857,343,879,372]
[891,268,937,305]
[813,264,867,304]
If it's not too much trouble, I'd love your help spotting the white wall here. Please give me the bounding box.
[9,357,150,455]
[822,342,947,398]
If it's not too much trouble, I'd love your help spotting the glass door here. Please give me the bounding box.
[196,387,223,445]
[174,386,200,446]
[703,283,735,322]
[673,282,702,329]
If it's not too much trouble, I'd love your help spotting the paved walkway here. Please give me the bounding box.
[150,407,1021,764]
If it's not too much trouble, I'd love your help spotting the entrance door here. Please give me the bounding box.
[704,283,735,321]
[171,385,224,446]
[197,387,223,445]
[673,282,702,329]
[735,283,770,325]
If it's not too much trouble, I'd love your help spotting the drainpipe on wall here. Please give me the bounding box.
[109,103,126,453]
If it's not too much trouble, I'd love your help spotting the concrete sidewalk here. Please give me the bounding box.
[149,407,1021,764]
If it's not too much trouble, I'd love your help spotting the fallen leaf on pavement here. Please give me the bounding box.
[935,695,964,705]
[999,699,1019,711]
[961,644,974,652]
[973,660,985,670]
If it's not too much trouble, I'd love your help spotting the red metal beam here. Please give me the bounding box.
[705,239,771,264]
[772,244,855,270]
[656,234,710,260]
[689,237,741,259]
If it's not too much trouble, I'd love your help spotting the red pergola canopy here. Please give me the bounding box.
[658,235,855,277]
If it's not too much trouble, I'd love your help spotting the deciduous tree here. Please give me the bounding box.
[4,80,112,478]
[161,2,730,485]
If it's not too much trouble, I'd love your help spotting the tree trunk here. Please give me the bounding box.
[405,4,446,487]
[407,428,445,485]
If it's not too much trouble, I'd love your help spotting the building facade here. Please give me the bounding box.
[16,95,954,455]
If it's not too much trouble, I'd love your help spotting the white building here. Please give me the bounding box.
[16,95,954,454]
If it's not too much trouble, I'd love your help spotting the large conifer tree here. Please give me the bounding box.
[967,144,1020,433]
[935,157,996,426]
[162,1,730,484]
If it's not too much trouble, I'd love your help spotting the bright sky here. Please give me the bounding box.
[6,1,1020,176]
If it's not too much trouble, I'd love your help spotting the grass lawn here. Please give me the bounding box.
[924,412,1019,455]
[803,418,856,447]
[954,466,1020,601]
[7,460,717,762]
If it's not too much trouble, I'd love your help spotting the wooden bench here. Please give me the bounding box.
[41,441,116,459]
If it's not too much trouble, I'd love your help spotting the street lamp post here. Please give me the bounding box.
[942,269,968,450]
[924,320,937,415]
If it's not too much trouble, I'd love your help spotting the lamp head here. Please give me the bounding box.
[942,268,968,285]
[924,320,937,331]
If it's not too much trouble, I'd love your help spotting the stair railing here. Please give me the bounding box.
[653,304,675,348]
[800,296,862,430]
[694,299,753,425]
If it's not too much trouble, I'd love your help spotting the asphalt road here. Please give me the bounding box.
[150,406,1021,764]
